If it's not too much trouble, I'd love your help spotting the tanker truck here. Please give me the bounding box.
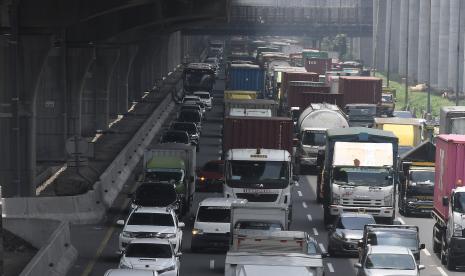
[295,103,349,174]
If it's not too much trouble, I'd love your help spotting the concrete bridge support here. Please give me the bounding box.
[384,0,401,74]
[430,0,441,88]
[398,0,409,77]
[437,0,450,90]
[417,0,431,84]
[407,0,420,82]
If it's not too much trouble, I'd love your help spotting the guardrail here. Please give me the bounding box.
[2,71,179,224]
[4,218,77,276]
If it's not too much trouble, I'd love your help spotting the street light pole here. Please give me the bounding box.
[386,0,393,87]
[427,0,432,114]
[404,0,410,110]
[456,0,462,106]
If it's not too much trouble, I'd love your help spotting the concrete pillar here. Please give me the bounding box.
[448,0,461,92]
[352,37,361,60]
[430,0,441,87]
[360,36,373,66]
[407,0,420,81]
[417,0,431,83]
[389,0,401,73]
[373,0,386,71]
[81,48,119,136]
[383,0,392,72]
[398,0,409,76]
[437,0,450,90]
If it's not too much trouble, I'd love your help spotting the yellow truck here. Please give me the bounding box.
[224,90,257,100]
[373,117,425,156]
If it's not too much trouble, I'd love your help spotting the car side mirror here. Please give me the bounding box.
[419,243,425,250]
[116,219,125,226]
[358,240,364,248]
[321,252,329,258]
[442,196,449,206]
[327,224,335,231]
[354,263,362,268]
[178,222,185,229]
[176,252,183,258]
[292,175,299,181]
[418,265,425,270]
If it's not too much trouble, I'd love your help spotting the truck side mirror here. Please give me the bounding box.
[354,263,362,268]
[442,196,449,206]
[292,175,299,181]
[419,243,425,250]
[358,240,364,248]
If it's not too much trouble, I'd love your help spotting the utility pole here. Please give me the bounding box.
[456,0,462,106]
[372,0,380,76]
[386,0,393,87]
[404,1,410,110]
[427,0,432,114]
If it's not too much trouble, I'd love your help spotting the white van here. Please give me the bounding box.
[104,269,158,276]
[191,198,246,252]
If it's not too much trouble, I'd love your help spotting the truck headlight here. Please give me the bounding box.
[384,194,393,206]
[453,223,463,237]
[332,193,341,204]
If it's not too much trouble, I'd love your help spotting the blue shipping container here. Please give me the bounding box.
[227,64,265,96]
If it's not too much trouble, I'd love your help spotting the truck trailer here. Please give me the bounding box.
[431,134,465,271]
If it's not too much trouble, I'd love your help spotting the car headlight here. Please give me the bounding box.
[453,223,463,237]
[119,259,132,269]
[332,193,341,204]
[122,231,135,238]
[192,228,203,235]
[157,233,176,239]
[158,264,176,274]
[384,194,393,206]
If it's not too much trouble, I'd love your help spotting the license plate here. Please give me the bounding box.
[358,208,366,213]
[243,189,272,193]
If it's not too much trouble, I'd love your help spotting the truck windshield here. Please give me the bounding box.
[367,231,418,252]
[407,170,434,195]
[451,117,465,134]
[227,161,289,188]
[302,131,326,146]
[145,171,183,182]
[453,192,465,213]
[332,167,392,187]
[347,106,376,117]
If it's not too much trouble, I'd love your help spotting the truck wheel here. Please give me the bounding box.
[440,237,447,265]
[446,253,456,271]
[432,227,441,253]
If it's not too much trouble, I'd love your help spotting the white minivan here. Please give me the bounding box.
[191,198,246,252]
[193,91,213,110]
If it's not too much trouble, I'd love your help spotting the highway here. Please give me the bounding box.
[66,73,463,276]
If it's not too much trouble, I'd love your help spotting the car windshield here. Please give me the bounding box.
[337,216,376,230]
[367,231,418,251]
[382,95,393,102]
[125,243,172,258]
[234,221,283,231]
[145,171,183,182]
[133,184,177,207]
[365,253,415,270]
[127,213,174,226]
[302,131,326,146]
[172,123,196,134]
[227,161,289,188]
[184,71,214,88]
[347,107,376,116]
[453,192,465,213]
[332,167,392,187]
[161,132,188,143]
[178,111,201,123]
[197,206,230,223]
[194,93,210,99]
[410,170,434,184]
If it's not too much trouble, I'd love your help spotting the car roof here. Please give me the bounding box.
[129,238,172,245]
[184,95,200,99]
[339,213,374,219]
[104,269,158,276]
[199,197,247,207]
[368,228,417,234]
[368,245,412,255]
[133,206,173,214]
[182,103,200,108]
[193,91,210,95]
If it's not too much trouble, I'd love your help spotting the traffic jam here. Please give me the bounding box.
[104,38,465,276]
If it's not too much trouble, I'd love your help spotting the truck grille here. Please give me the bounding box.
[342,198,383,207]
[236,193,279,202]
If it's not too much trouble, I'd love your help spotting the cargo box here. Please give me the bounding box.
[339,76,382,106]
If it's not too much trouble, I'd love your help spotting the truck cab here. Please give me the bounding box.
[224,148,295,208]
[183,63,215,94]
[345,104,377,128]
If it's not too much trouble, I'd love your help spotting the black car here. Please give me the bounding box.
[160,130,190,144]
[129,182,181,214]
[170,122,200,151]
[177,110,202,131]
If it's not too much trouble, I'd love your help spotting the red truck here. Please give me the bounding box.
[304,58,331,75]
[431,134,465,271]
[338,76,382,106]
[223,116,293,154]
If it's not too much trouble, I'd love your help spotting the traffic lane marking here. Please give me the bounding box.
[210,259,215,270]
[436,266,448,276]
[397,217,405,225]
[327,262,335,273]
[302,201,308,208]
[423,248,431,256]
[313,227,319,236]
[307,214,313,221]
[319,243,326,253]
[297,190,303,197]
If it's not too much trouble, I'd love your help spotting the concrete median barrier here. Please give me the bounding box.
[4,218,78,276]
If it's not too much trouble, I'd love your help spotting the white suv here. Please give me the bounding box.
[117,207,184,253]
[193,91,213,110]
[119,238,181,276]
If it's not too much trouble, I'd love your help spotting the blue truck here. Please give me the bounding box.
[227,64,265,98]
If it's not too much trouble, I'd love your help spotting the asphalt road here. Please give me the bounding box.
[67,71,463,276]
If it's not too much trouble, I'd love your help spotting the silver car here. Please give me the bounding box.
[327,213,375,256]
[354,245,425,276]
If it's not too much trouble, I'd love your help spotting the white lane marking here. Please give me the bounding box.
[307,214,313,221]
[295,182,300,187]
[210,260,215,270]
[436,266,448,276]
[327,262,335,273]
[302,202,308,208]
[423,248,431,256]
[319,243,326,253]
[297,190,303,197]
[397,217,405,225]
[313,227,319,236]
